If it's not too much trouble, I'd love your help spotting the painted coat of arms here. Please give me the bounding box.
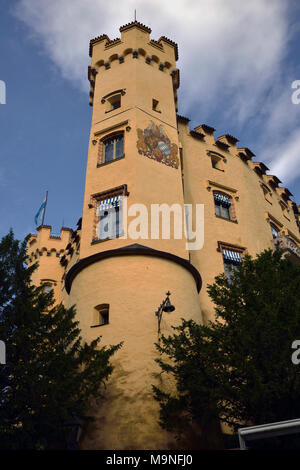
[137,121,179,169]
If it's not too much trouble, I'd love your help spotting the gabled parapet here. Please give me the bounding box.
[237,147,255,161]
[176,114,298,214]
[194,124,215,135]
[217,134,239,146]
[277,187,293,200]
[264,174,282,189]
[250,161,270,176]
[190,128,205,140]
[215,139,230,152]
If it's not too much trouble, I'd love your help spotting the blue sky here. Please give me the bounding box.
[0,0,299,241]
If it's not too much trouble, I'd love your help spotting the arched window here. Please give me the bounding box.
[103,134,124,163]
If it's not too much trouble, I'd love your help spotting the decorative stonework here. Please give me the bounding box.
[137,121,179,169]
[272,235,300,264]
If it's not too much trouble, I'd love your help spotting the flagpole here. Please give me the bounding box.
[41,191,48,226]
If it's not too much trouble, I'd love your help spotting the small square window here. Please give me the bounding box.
[211,155,223,170]
[107,94,121,112]
[152,99,161,112]
[92,304,109,327]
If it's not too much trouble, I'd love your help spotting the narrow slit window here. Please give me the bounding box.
[262,184,272,204]
[270,223,279,239]
[152,99,160,112]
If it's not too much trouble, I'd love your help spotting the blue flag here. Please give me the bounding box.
[34,196,47,226]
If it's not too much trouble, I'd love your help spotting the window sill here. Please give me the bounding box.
[97,155,125,168]
[105,107,121,114]
[212,167,224,172]
[90,323,109,328]
[264,198,272,205]
[215,215,238,223]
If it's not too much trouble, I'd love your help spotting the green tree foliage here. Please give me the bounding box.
[0,230,122,449]
[153,250,300,442]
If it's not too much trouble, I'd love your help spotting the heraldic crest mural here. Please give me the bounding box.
[137,121,179,169]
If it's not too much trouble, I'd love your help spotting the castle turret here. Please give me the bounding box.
[63,22,203,449]
[26,225,73,303]
[26,18,300,451]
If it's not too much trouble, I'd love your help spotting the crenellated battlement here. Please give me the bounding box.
[26,225,73,264]
[88,21,179,107]
[177,115,298,210]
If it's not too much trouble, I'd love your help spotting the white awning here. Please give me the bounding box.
[214,193,231,206]
[222,249,242,263]
[97,195,122,214]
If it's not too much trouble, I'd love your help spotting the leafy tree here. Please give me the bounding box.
[0,230,121,449]
[153,249,300,447]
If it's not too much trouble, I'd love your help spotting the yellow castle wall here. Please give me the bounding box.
[67,254,202,450]
[26,21,300,449]
[178,119,300,323]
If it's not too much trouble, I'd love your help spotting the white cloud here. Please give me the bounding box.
[13,0,300,188]
[269,129,300,185]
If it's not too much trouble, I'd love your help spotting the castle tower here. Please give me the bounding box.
[61,22,203,449]
[26,20,300,450]
[26,225,72,304]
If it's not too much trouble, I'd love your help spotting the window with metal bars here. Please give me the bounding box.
[96,195,123,241]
